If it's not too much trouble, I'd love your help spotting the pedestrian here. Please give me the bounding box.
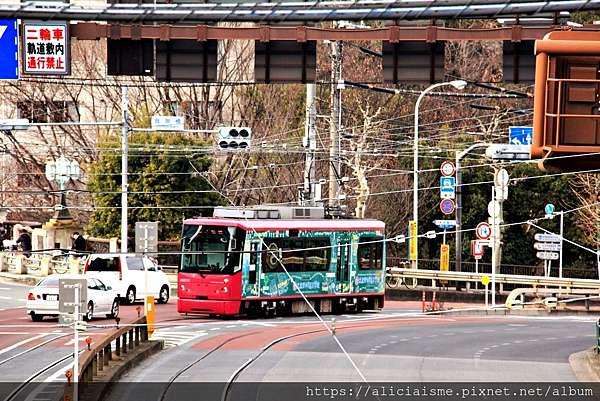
[16,230,31,257]
[71,232,87,254]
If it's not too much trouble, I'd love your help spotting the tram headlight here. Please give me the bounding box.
[222,287,228,294]
[224,278,229,284]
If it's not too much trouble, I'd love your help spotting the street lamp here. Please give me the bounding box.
[45,155,81,221]
[412,80,467,270]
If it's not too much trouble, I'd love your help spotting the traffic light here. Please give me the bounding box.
[217,127,252,150]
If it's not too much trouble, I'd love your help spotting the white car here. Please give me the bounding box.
[26,274,119,322]
[84,253,171,305]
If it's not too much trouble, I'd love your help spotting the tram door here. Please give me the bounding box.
[247,242,260,296]
[336,243,351,293]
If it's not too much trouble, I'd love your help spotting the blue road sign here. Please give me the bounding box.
[440,199,455,215]
[434,219,457,230]
[440,176,455,199]
[509,126,533,145]
[544,203,555,215]
[0,19,18,80]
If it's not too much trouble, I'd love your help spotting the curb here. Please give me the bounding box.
[437,308,551,316]
[79,340,164,401]
[569,348,600,382]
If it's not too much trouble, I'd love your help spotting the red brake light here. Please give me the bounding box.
[84,258,89,272]
[27,292,35,300]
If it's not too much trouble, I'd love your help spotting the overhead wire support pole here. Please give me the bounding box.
[413,80,467,271]
[121,86,129,254]
[303,83,317,206]
[455,143,491,278]
[329,35,343,212]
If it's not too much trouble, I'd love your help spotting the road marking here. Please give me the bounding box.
[237,321,276,327]
[209,327,220,331]
[0,287,12,290]
[0,296,13,300]
[151,330,208,348]
[0,333,48,355]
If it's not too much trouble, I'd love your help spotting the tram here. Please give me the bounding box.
[177,207,386,316]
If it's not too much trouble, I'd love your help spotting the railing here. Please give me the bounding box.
[79,316,148,382]
[387,267,600,290]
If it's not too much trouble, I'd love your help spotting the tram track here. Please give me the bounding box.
[2,352,73,401]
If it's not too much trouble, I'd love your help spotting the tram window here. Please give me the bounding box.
[305,238,330,272]
[357,237,384,270]
[282,239,304,272]
[261,237,331,273]
[262,239,284,273]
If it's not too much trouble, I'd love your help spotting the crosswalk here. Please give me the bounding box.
[150,330,208,348]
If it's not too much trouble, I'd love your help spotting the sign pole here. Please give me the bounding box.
[475,259,479,289]
[491,186,496,308]
[559,210,564,279]
[73,285,79,401]
[485,283,488,308]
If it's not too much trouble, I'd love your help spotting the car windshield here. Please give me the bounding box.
[39,276,60,287]
[87,256,119,272]
[180,225,243,274]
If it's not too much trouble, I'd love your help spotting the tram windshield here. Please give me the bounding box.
[180,225,243,274]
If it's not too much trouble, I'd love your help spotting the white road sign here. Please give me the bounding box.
[534,233,561,243]
[487,200,501,219]
[440,160,456,177]
[475,222,492,240]
[536,251,559,260]
[494,168,510,187]
[534,242,562,251]
[152,115,185,131]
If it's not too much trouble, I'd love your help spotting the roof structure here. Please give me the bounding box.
[183,218,385,231]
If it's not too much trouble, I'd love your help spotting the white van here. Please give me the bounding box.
[84,254,171,305]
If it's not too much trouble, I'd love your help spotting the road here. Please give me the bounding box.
[0,297,181,401]
[0,297,596,401]
[102,305,597,401]
[0,282,29,310]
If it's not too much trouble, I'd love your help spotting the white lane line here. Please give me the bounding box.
[45,362,72,383]
[226,325,237,328]
[236,321,275,327]
[0,287,12,290]
[209,328,220,331]
[0,296,13,300]
[0,333,49,355]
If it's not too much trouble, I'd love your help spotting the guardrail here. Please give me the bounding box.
[79,316,148,382]
[387,267,600,290]
[0,252,85,276]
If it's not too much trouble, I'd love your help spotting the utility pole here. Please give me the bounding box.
[455,143,490,279]
[121,86,129,254]
[329,38,343,210]
[302,83,317,206]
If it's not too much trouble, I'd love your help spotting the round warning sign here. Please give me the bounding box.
[440,160,456,177]
[440,199,456,215]
[475,222,492,240]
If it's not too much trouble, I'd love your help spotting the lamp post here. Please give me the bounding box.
[45,155,81,221]
[413,80,467,270]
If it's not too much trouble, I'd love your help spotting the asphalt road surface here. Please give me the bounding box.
[0,297,596,401]
[0,281,29,310]
[103,308,598,401]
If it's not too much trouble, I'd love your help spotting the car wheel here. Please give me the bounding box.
[84,302,94,321]
[107,299,119,319]
[126,286,136,305]
[158,285,170,304]
[30,312,43,322]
